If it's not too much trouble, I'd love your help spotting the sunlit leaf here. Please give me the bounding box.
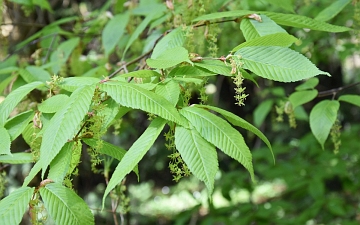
[289,90,318,109]
[147,46,192,69]
[338,94,360,107]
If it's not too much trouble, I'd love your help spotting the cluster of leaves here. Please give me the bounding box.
[0,0,359,224]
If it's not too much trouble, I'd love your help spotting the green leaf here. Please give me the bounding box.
[289,90,318,109]
[175,126,218,194]
[38,94,70,113]
[33,0,53,12]
[147,46,192,69]
[169,66,216,77]
[115,70,161,78]
[0,74,17,94]
[338,94,360,107]
[5,110,34,141]
[40,183,94,225]
[315,0,351,22]
[295,77,319,91]
[195,105,274,162]
[152,28,185,59]
[0,152,34,164]
[263,11,351,32]
[59,77,100,92]
[192,10,254,22]
[0,81,43,126]
[263,0,294,13]
[50,38,80,74]
[172,77,204,85]
[48,142,74,183]
[40,85,95,176]
[180,107,254,181]
[253,99,274,127]
[232,33,298,52]
[123,13,157,59]
[236,46,330,82]
[240,15,287,41]
[0,187,35,225]
[310,100,340,149]
[102,117,166,207]
[0,126,11,155]
[83,138,139,175]
[155,80,180,106]
[102,13,130,56]
[0,66,18,75]
[100,82,186,126]
[194,60,232,76]
[21,66,51,83]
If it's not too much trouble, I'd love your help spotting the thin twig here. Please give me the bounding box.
[317,81,360,98]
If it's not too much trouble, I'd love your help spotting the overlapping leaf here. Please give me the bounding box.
[146,46,192,69]
[194,60,232,76]
[195,105,274,162]
[59,77,100,92]
[102,118,166,207]
[0,152,34,164]
[40,85,95,176]
[180,107,254,181]
[0,187,34,225]
[240,15,287,41]
[0,81,43,126]
[155,80,180,106]
[236,46,330,82]
[151,28,185,59]
[295,77,319,91]
[5,110,34,141]
[38,94,70,113]
[310,100,340,149]
[232,33,298,52]
[40,183,94,225]
[100,82,186,126]
[175,126,218,194]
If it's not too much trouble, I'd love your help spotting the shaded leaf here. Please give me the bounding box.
[40,183,94,225]
[0,187,34,225]
[315,0,351,22]
[192,10,254,22]
[48,142,74,183]
[169,66,216,77]
[5,110,34,141]
[102,13,130,56]
[83,138,138,175]
[236,46,330,82]
[263,0,294,13]
[0,126,11,155]
[180,107,254,181]
[310,100,340,149]
[295,77,319,91]
[50,38,80,74]
[338,94,360,107]
[115,70,161,79]
[194,60,232,76]
[0,152,34,164]
[175,126,218,194]
[59,77,100,92]
[289,90,318,109]
[102,118,166,207]
[253,99,274,127]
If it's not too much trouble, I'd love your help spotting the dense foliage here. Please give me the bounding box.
[0,0,359,224]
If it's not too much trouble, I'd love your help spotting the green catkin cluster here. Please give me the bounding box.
[199,78,208,105]
[206,24,220,57]
[330,119,342,154]
[111,180,130,214]
[46,75,63,97]
[230,56,248,106]
[165,128,190,182]
[0,171,6,199]
[275,101,285,122]
[284,101,297,128]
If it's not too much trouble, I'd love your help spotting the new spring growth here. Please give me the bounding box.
[229,55,248,106]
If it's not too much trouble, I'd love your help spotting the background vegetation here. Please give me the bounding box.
[0,0,360,224]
